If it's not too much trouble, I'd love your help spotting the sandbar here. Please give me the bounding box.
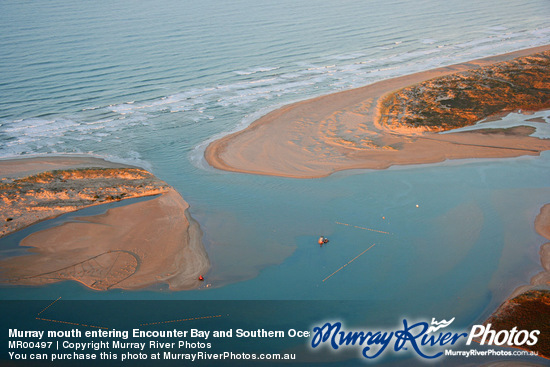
[205,45,550,178]
[0,157,209,290]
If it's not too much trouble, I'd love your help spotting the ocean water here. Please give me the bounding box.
[1,0,550,364]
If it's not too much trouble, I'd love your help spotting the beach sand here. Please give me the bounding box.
[0,157,209,290]
[205,45,550,178]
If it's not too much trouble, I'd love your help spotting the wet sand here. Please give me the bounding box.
[205,45,550,178]
[0,157,209,290]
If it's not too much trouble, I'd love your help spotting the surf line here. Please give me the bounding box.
[322,244,376,283]
[335,221,390,235]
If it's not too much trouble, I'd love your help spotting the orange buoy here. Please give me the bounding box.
[198,275,204,281]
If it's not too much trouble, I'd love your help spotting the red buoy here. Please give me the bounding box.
[198,275,204,281]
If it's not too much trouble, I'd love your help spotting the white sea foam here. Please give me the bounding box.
[234,66,280,75]
[1,25,549,161]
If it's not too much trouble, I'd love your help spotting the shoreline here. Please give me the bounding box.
[0,157,209,291]
[509,203,550,297]
[205,45,550,178]
[0,156,137,179]
[533,204,550,290]
[479,204,550,359]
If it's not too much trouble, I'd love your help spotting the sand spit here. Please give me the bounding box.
[205,45,550,178]
[0,157,209,290]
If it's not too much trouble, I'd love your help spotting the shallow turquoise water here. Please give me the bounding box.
[0,0,549,327]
